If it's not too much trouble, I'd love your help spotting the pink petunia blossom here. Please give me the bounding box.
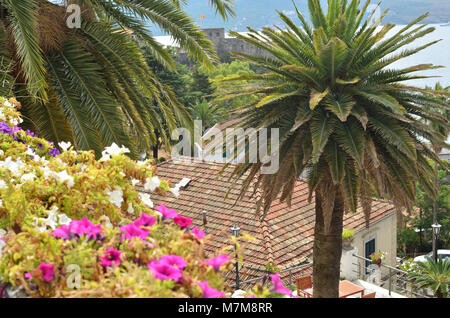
[156,205,178,219]
[99,248,121,267]
[201,255,231,272]
[37,262,55,282]
[120,223,150,240]
[192,226,205,239]
[50,224,70,239]
[245,294,256,298]
[195,281,225,298]
[51,218,101,240]
[132,213,156,228]
[147,260,183,282]
[24,273,32,281]
[159,255,188,270]
[269,273,292,296]
[174,215,192,228]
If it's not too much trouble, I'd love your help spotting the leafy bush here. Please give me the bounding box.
[342,229,354,239]
[0,97,289,298]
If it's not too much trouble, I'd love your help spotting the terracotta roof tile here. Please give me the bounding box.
[142,158,397,284]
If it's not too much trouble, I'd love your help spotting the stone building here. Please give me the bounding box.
[175,28,272,64]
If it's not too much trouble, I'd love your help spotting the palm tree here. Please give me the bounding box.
[0,0,234,158]
[220,0,450,297]
[408,256,450,298]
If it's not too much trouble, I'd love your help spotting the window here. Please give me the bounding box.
[364,238,376,274]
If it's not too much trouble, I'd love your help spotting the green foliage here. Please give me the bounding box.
[408,256,450,298]
[342,228,354,239]
[0,0,236,158]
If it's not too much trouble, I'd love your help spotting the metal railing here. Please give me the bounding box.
[352,254,432,298]
[229,262,313,290]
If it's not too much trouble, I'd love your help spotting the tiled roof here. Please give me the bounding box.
[140,158,397,284]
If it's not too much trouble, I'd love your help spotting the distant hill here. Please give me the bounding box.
[152,0,450,35]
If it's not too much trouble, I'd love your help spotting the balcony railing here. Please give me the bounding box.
[352,254,432,298]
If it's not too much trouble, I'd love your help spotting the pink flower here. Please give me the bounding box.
[192,226,205,239]
[52,218,102,240]
[99,248,121,267]
[132,213,156,228]
[159,255,188,270]
[201,255,231,272]
[120,223,150,240]
[156,205,178,219]
[148,260,183,282]
[195,281,225,298]
[269,274,292,296]
[51,224,70,239]
[0,237,5,242]
[24,273,32,281]
[37,263,55,282]
[245,294,256,298]
[174,215,192,228]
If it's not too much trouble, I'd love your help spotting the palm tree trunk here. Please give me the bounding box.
[312,187,345,298]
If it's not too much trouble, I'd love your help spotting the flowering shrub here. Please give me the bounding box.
[0,97,285,298]
[370,250,386,265]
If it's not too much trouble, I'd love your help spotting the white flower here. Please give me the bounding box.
[0,179,7,190]
[131,178,140,186]
[99,152,111,162]
[136,160,147,167]
[0,199,2,207]
[138,192,153,208]
[103,143,130,157]
[25,147,35,157]
[0,157,25,176]
[144,176,160,192]
[58,213,72,226]
[55,170,74,188]
[119,171,125,177]
[20,173,36,183]
[37,206,59,231]
[106,186,123,209]
[0,149,4,156]
[4,100,11,107]
[58,141,72,152]
[170,186,181,198]
[0,239,5,258]
[127,202,135,214]
[0,229,6,238]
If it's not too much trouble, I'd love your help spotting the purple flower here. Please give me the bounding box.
[201,255,231,272]
[0,122,14,135]
[132,213,156,228]
[25,129,35,137]
[37,263,55,282]
[120,223,150,240]
[156,204,178,220]
[269,274,292,296]
[49,148,60,157]
[192,226,205,239]
[195,281,225,298]
[148,260,183,282]
[99,248,121,267]
[37,143,44,149]
[159,255,188,270]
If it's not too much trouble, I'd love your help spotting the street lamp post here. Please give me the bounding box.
[231,225,240,290]
[431,223,442,262]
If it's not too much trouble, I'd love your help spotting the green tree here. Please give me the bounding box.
[0,0,234,158]
[399,160,450,254]
[222,0,449,297]
[408,256,450,298]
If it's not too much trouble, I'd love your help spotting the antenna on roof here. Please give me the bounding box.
[202,211,207,234]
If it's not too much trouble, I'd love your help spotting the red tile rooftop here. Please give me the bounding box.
[141,158,398,284]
